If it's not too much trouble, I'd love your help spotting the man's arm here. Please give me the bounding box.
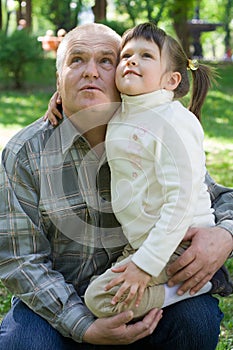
[207,172,233,241]
[167,172,233,295]
[0,143,97,342]
[0,133,163,345]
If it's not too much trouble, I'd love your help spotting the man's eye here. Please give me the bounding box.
[72,57,83,63]
[101,57,113,65]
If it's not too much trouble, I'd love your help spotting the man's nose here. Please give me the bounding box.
[83,59,99,78]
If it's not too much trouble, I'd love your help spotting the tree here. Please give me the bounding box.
[15,0,32,29]
[25,0,32,29]
[170,0,195,56]
[0,30,42,88]
[223,0,233,51]
[113,0,195,55]
[113,0,168,26]
[0,0,2,30]
[41,0,84,31]
[92,0,107,22]
[42,0,96,31]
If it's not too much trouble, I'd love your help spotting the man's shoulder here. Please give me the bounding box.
[4,117,56,156]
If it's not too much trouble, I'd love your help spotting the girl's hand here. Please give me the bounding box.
[43,91,63,126]
[105,261,151,308]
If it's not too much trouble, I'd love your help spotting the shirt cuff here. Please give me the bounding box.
[56,304,95,343]
[217,220,233,258]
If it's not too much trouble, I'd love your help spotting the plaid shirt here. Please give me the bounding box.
[0,116,127,342]
[0,116,232,342]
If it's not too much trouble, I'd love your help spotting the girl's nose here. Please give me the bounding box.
[126,55,137,66]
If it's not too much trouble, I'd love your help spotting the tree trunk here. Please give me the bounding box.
[172,0,194,57]
[25,0,32,29]
[16,0,23,24]
[0,0,2,30]
[92,0,107,22]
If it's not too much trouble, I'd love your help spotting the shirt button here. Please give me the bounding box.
[132,172,138,178]
[132,134,138,141]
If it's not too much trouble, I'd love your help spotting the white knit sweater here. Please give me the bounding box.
[106,89,215,277]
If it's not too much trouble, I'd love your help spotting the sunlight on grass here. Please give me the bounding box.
[0,91,52,129]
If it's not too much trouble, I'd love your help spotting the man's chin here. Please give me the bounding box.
[70,101,121,127]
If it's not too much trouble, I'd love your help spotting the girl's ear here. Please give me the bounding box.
[164,71,181,91]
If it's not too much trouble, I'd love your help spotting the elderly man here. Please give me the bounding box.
[0,23,232,350]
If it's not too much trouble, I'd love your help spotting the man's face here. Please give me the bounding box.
[57,29,121,120]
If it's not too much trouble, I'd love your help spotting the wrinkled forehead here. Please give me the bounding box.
[68,30,120,56]
[68,33,120,56]
[56,24,121,72]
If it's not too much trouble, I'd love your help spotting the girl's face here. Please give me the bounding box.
[115,38,170,96]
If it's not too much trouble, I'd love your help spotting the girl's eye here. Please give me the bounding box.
[121,53,131,59]
[142,52,153,58]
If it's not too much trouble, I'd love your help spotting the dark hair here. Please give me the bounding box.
[121,22,216,120]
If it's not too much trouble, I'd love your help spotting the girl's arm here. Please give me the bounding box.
[43,91,63,125]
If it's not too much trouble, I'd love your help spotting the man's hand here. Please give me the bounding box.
[83,308,163,345]
[167,226,233,295]
[43,91,62,125]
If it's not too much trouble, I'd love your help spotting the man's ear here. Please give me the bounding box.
[164,71,181,91]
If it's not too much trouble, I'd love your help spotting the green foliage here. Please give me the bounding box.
[0,281,11,318]
[100,19,130,36]
[0,30,43,89]
[41,0,84,31]
[113,0,171,26]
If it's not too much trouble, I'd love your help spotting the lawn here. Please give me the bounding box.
[0,60,232,348]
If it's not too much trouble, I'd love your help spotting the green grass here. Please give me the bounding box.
[0,60,232,348]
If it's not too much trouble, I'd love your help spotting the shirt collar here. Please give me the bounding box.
[60,113,83,154]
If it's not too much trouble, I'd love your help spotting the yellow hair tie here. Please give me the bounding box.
[187,59,199,71]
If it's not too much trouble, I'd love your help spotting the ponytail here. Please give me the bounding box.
[188,61,217,121]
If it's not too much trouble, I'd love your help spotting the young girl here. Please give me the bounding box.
[83,22,233,318]
[46,22,232,319]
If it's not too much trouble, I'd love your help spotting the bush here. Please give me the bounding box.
[0,30,43,89]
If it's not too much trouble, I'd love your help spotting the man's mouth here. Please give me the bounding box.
[80,85,102,91]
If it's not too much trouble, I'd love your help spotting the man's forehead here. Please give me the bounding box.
[68,38,119,56]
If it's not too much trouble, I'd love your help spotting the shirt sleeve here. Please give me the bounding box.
[0,147,94,343]
[205,172,233,256]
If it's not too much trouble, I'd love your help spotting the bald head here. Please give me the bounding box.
[56,23,121,75]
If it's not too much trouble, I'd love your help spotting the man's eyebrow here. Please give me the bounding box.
[70,49,86,55]
[69,49,116,57]
[100,50,116,56]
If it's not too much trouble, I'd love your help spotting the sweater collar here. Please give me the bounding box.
[121,89,174,114]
